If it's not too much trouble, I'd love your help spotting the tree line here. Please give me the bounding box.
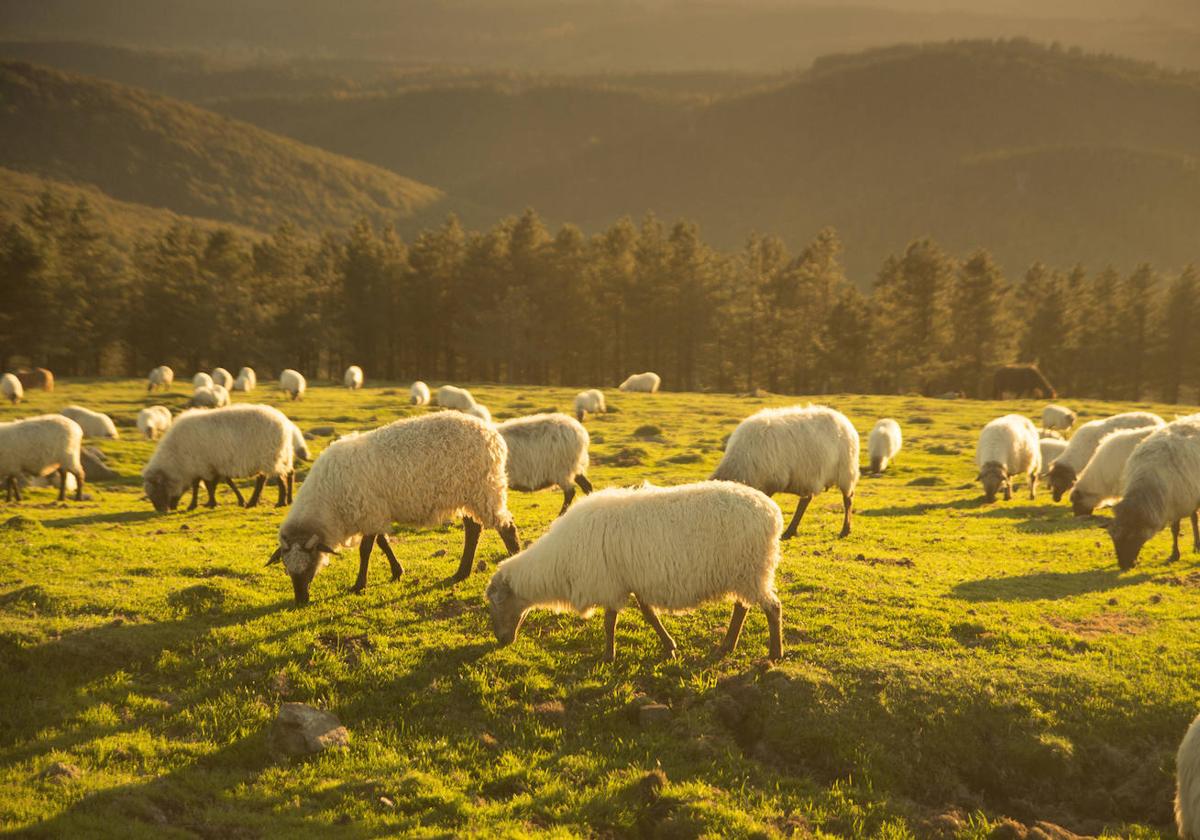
[2,190,1197,402]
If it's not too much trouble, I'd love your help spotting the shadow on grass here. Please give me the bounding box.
[861,496,989,516]
[950,568,1152,602]
[39,510,162,528]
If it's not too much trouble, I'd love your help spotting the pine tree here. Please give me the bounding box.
[949,250,1011,397]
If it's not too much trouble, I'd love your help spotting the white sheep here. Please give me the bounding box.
[1108,415,1200,569]
[1068,426,1160,516]
[267,411,521,604]
[975,414,1041,502]
[290,422,311,462]
[147,365,174,392]
[193,372,214,389]
[280,369,306,400]
[1047,411,1164,501]
[574,389,607,421]
[618,372,661,393]
[1038,437,1067,479]
[1041,404,1077,432]
[142,403,295,513]
[137,405,173,440]
[867,419,902,474]
[0,414,85,502]
[211,367,233,389]
[437,385,476,410]
[410,381,431,406]
[497,413,592,516]
[1178,713,1200,840]
[344,365,363,390]
[485,480,783,663]
[233,366,257,392]
[60,405,119,439]
[710,404,859,539]
[190,384,230,409]
[1,373,23,405]
[465,403,492,423]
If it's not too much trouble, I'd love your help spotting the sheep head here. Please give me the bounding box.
[1106,503,1155,571]
[142,467,185,512]
[1047,462,1077,502]
[268,532,336,605]
[1069,487,1096,517]
[485,572,531,646]
[978,461,1008,503]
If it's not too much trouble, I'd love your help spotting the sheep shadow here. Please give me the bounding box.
[861,496,988,517]
[40,510,161,528]
[949,568,1152,603]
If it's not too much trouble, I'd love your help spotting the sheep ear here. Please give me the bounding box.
[317,544,338,555]
[266,547,282,566]
[304,533,319,549]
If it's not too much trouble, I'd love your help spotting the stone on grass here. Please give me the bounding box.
[269,703,349,759]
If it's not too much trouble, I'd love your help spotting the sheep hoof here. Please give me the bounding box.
[390,570,404,582]
[838,527,851,538]
[779,531,795,542]
[349,584,366,595]
[660,647,677,660]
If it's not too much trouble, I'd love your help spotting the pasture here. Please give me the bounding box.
[0,380,1197,838]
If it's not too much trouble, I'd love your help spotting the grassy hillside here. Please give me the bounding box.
[0,379,1195,837]
[0,62,444,233]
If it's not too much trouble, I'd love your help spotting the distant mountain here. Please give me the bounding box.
[0,61,444,233]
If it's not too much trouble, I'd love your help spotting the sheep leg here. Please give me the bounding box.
[56,467,67,502]
[719,602,750,655]
[557,486,576,518]
[225,478,246,507]
[574,474,594,494]
[763,598,783,661]
[1169,520,1182,563]
[246,475,266,508]
[274,477,287,507]
[781,496,812,540]
[204,479,218,508]
[839,491,853,538]
[287,471,295,505]
[633,594,676,657]
[603,608,619,663]
[1192,511,1200,553]
[73,468,84,502]
[377,534,403,580]
[1028,471,1038,500]
[1003,480,1012,502]
[187,479,201,511]
[452,516,483,582]
[351,537,374,593]
[498,522,522,556]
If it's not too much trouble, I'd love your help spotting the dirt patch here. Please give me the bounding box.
[1046,612,1152,639]
[663,452,702,464]
[1157,571,1200,588]
[908,476,946,486]
[844,553,915,568]
[596,447,646,467]
[313,632,375,665]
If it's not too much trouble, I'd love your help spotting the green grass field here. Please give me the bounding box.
[1,380,1196,838]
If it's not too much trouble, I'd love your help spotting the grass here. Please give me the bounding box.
[0,380,1196,838]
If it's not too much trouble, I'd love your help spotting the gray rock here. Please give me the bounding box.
[637,703,672,727]
[308,425,336,437]
[82,447,118,480]
[269,703,350,759]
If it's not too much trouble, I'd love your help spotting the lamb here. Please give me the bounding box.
[1107,416,1200,569]
[211,367,233,389]
[290,422,311,461]
[142,404,295,514]
[344,365,364,390]
[60,405,119,439]
[15,368,53,392]
[1047,412,1165,501]
[1039,437,1067,478]
[280,369,306,400]
[1,373,23,405]
[465,403,492,423]
[485,480,783,663]
[137,405,172,440]
[497,413,593,516]
[619,372,661,393]
[147,365,174,392]
[437,385,475,410]
[0,414,85,502]
[190,384,230,408]
[975,414,1041,502]
[1042,404,1077,433]
[574,389,607,421]
[193,372,214,389]
[867,419,902,474]
[1069,426,1160,516]
[233,366,257,392]
[410,381,431,406]
[1178,714,1200,840]
[710,404,859,539]
[267,411,521,605]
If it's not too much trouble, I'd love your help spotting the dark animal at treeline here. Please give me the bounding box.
[992,365,1056,399]
[15,368,54,392]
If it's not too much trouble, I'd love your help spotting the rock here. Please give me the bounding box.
[81,447,118,480]
[268,703,350,759]
[638,703,671,727]
[308,426,336,437]
[40,761,83,782]
[532,700,566,724]
[431,548,447,558]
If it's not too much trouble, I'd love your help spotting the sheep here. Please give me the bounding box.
[266,411,521,605]
[233,366,257,392]
[344,365,364,390]
[60,405,119,439]
[867,419,902,474]
[211,367,233,389]
[1107,416,1200,569]
[574,389,607,421]
[15,368,53,392]
[619,372,661,393]
[1068,426,1160,516]
[497,413,592,517]
[410,381,431,406]
[485,480,783,663]
[1,373,23,405]
[1042,404,1077,432]
[1047,412,1165,501]
[437,384,475,410]
[1038,437,1067,478]
[147,365,174,392]
[190,384,230,409]
[280,369,306,400]
[975,414,1041,502]
[0,414,85,502]
[193,372,214,389]
[465,403,492,423]
[137,405,172,440]
[1178,714,1200,840]
[142,404,295,514]
[710,404,859,539]
[290,422,311,462]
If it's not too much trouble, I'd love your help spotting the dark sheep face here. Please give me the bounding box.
[1048,463,1077,502]
[1108,517,1155,570]
[979,463,1007,502]
[143,469,184,512]
[268,534,334,605]
[485,574,529,646]
[1069,488,1095,517]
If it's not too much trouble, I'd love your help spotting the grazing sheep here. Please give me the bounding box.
[137,405,172,440]
[0,414,85,502]
[975,414,1041,502]
[1042,404,1077,432]
[498,413,592,517]
[867,419,902,474]
[290,422,311,462]
[193,372,214,389]
[142,404,295,514]
[267,411,521,604]
[1069,426,1160,516]
[1047,412,1164,501]
[1108,416,1200,569]
[619,372,661,393]
[1039,437,1067,478]
[280,369,306,400]
[211,367,233,389]
[485,481,783,662]
[437,385,475,410]
[344,365,364,390]
[15,368,53,392]
[410,381,431,406]
[190,384,230,409]
[466,403,492,423]
[147,365,174,392]
[1,373,23,405]
[574,389,607,421]
[1178,714,1200,840]
[60,405,119,439]
[233,366,257,392]
[711,405,859,539]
